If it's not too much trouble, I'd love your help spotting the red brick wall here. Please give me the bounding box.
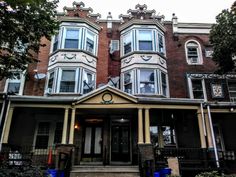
[164,23,217,98]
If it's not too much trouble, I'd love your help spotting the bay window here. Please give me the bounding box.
[122,68,168,96]
[51,24,99,56]
[121,26,166,56]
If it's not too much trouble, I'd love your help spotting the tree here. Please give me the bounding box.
[0,0,59,80]
[209,1,236,74]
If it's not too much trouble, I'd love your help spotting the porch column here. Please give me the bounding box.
[1,107,14,143]
[138,108,144,144]
[197,110,206,148]
[69,108,76,144]
[144,108,151,144]
[61,108,69,144]
[204,113,213,148]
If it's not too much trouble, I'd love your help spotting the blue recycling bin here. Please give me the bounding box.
[154,171,161,177]
[159,168,171,177]
[47,169,57,177]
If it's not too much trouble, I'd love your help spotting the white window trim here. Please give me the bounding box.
[160,72,169,97]
[122,31,133,56]
[45,71,55,94]
[188,77,207,100]
[185,40,203,65]
[137,29,154,51]
[122,70,134,94]
[4,71,25,95]
[62,27,81,49]
[82,69,96,94]
[33,121,62,151]
[57,68,79,93]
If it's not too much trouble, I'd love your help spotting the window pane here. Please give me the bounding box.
[139,41,152,51]
[7,83,20,93]
[86,38,94,53]
[228,80,236,101]
[150,126,159,147]
[158,34,164,53]
[123,32,132,54]
[161,72,167,96]
[35,122,50,149]
[54,122,63,144]
[124,72,132,94]
[162,126,176,146]
[53,34,58,52]
[192,80,204,99]
[48,72,54,89]
[140,70,155,93]
[139,30,152,40]
[83,71,95,94]
[60,70,75,92]
[124,43,131,54]
[64,29,79,49]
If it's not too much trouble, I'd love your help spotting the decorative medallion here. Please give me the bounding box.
[101,93,113,104]
[159,57,166,65]
[141,55,152,61]
[62,53,76,60]
[211,83,224,98]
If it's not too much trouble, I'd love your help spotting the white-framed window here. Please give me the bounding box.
[227,80,236,102]
[58,69,77,93]
[34,121,63,149]
[139,69,155,94]
[138,30,153,51]
[52,34,59,52]
[121,26,166,56]
[185,40,203,65]
[47,67,95,94]
[64,29,80,49]
[85,30,95,53]
[123,71,133,94]
[188,78,206,99]
[4,71,25,95]
[83,70,95,94]
[122,68,168,96]
[109,40,119,54]
[123,31,132,55]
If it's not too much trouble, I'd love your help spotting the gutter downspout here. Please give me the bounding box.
[207,104,220,168]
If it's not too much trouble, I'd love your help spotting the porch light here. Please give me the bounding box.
[74,123,79,129]
[230,107,234,112]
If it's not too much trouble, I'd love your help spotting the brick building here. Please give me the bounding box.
[0,2,236,177]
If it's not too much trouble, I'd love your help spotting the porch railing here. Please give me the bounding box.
[154,147,224,174]
[0,145,57,168]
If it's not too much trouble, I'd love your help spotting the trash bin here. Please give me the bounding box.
[47,169,57,177]
[57,170,65,177]
[159,168,171,177]
[154,171,161,177]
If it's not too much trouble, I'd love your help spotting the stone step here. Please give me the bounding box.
[70,165,140,177]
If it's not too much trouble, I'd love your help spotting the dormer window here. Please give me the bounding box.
[185,40,203,65]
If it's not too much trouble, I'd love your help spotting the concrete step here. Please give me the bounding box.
[70,165,140,177]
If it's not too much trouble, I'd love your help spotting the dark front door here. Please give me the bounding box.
[82,124,103,161]
[111,120,130,162]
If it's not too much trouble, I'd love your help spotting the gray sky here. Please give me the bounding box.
[57,0,235,23]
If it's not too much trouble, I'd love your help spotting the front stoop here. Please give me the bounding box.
[70,165,140,177]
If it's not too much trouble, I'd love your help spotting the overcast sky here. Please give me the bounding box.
[57,0,235,23]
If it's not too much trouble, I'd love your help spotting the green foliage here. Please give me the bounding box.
[0,0,59,79]
[209,1,236,74]
[195,171,221,177]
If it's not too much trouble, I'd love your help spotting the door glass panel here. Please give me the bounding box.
[84,127,92,154]
[111,126,119,153]
[121,127,129,153]
[94,127,102,154]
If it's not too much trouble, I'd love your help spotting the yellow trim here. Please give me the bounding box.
[208,109,236,113]
[11,103,71,109]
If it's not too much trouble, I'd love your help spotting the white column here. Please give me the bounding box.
[197,110,206,148]
[138,108,144,144]
[61,108,69,144]
[69,108,76,144]
[145,108,151,144]
[1,107,14,144]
